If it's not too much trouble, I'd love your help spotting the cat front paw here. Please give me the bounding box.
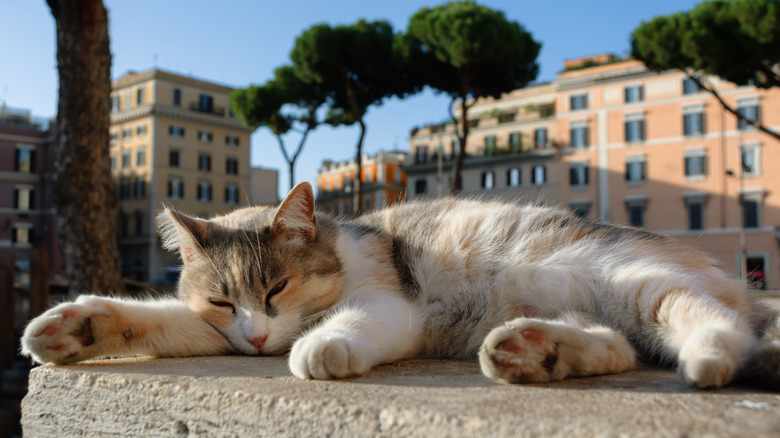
[288,331,371,380]
[21,295,114,365]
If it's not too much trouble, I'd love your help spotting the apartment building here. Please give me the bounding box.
[0,105,63,288]
[110,69,252,283]
[316,151,408,216]
[404,83,559,203]
[404,56,780,289]
[556,58,780,290]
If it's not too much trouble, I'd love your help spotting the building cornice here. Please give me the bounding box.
[402,149,558,175]
[110,104,250,132]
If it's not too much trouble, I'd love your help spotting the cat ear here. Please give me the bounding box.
[272,182,316,241]
[157,208,211,264]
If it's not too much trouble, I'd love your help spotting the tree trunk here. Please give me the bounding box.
[353,119,366,216]
[450,95,470,195]
[48,0,123,295]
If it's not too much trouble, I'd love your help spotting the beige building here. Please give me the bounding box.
[316,151,408,216]
[405,56,780,290]
[250,166,279,205]
[405,83,558,203]
[110,69,252,283]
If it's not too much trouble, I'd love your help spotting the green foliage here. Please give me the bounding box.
[406,0,541,99]
[631,0,780,88]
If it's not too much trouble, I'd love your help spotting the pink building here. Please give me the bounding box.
[0,106,63,288]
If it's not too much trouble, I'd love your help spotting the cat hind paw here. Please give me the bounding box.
[479,319,564,384]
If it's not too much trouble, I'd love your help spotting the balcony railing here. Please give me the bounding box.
[189,101,226,117]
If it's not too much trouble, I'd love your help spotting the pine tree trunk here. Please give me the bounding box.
[48,0,123,295]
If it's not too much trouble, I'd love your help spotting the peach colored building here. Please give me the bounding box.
[316,151,407,216]
[556,57,780,290]
[110,69,252,283]
[406,56,779,290]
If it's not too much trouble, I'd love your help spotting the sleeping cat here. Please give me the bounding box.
[21,182,780,389]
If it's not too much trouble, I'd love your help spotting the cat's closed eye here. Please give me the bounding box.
[209,300,236,313]
[266,280,288,306]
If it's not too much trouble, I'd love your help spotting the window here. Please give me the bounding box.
[415,145,428,164]
[169,150,180,167]
[226,158,239,175]
[624,85,644,103]
[364,168,373,183]
[507,168,521,187]
[124,91,131,109]
[198,154,212,172]
[136,148,146,166]
[569,120,589,148]
[484,136,496,156]
[532,165,546,185]
[687,200,704,230]
[111,96,119,112]
[394,168,402,184]
[133,211,143,236]
[119,211,128,238]
[508,132,522,152]
[569,163,589,187]
[122,128,132,139]
[414,179,427,194]
[173,88,182,107]
[13,225,31,245]
[225,135,240,147]
[481,171,495,189]
[570,201,591,219]
[134,179,146,198]
[684,149,707,179]
[110,131,118,145]
[364,198,372,212]
[14,187,34,212]
[343,201,350,215]
[169,125,185,138]
[15,147,35,173]
[225,185,239,204]
[498,112,516,124]
[534,128,548,149]
[122,151,131,169]
[682,76,701,95]
[197,181,212,202]
[136,88,144,105]
[110,154,116,171]
[746,256,767,290]
[683,105,705,136]
[198,130,213,143]
[119,180,131,199]
[199,94,214,113]
[168,178,183,199]
[741,143,760,176]
[625,156,646,183]
[14,257,30,287]
[737,98,760,130]
[334,203,340,216]
[743,199,759,228]
[136,125,147,138]
[570,93,588,111]
[627,204,645,227]
[468,119,480,129]
[624,113,645,143]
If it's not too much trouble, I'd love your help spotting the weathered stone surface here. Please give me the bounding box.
[22,356,780,437]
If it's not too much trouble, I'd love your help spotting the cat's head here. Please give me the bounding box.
[156,182,343,355]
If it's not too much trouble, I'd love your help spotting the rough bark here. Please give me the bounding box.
[48,0,123,295]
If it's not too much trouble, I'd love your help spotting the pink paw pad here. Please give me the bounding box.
[40,324,61,336]
[495,339,525,355]
[61,310,78,320]
[521,329,546,346]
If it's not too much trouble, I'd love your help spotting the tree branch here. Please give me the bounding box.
[685,71,780,142]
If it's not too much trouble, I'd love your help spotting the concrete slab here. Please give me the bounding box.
[21,356,780,437]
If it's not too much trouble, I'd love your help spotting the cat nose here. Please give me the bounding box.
[248,335,267,350]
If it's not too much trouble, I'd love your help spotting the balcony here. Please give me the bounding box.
[189,101,225,117]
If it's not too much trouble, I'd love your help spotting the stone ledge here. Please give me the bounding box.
[21,356,780,437]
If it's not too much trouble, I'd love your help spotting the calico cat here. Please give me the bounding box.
[21,182,780,389]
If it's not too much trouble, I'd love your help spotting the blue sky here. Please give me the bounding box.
[1,1,700,198]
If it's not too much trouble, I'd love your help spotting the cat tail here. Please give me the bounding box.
[741,315,780,391]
